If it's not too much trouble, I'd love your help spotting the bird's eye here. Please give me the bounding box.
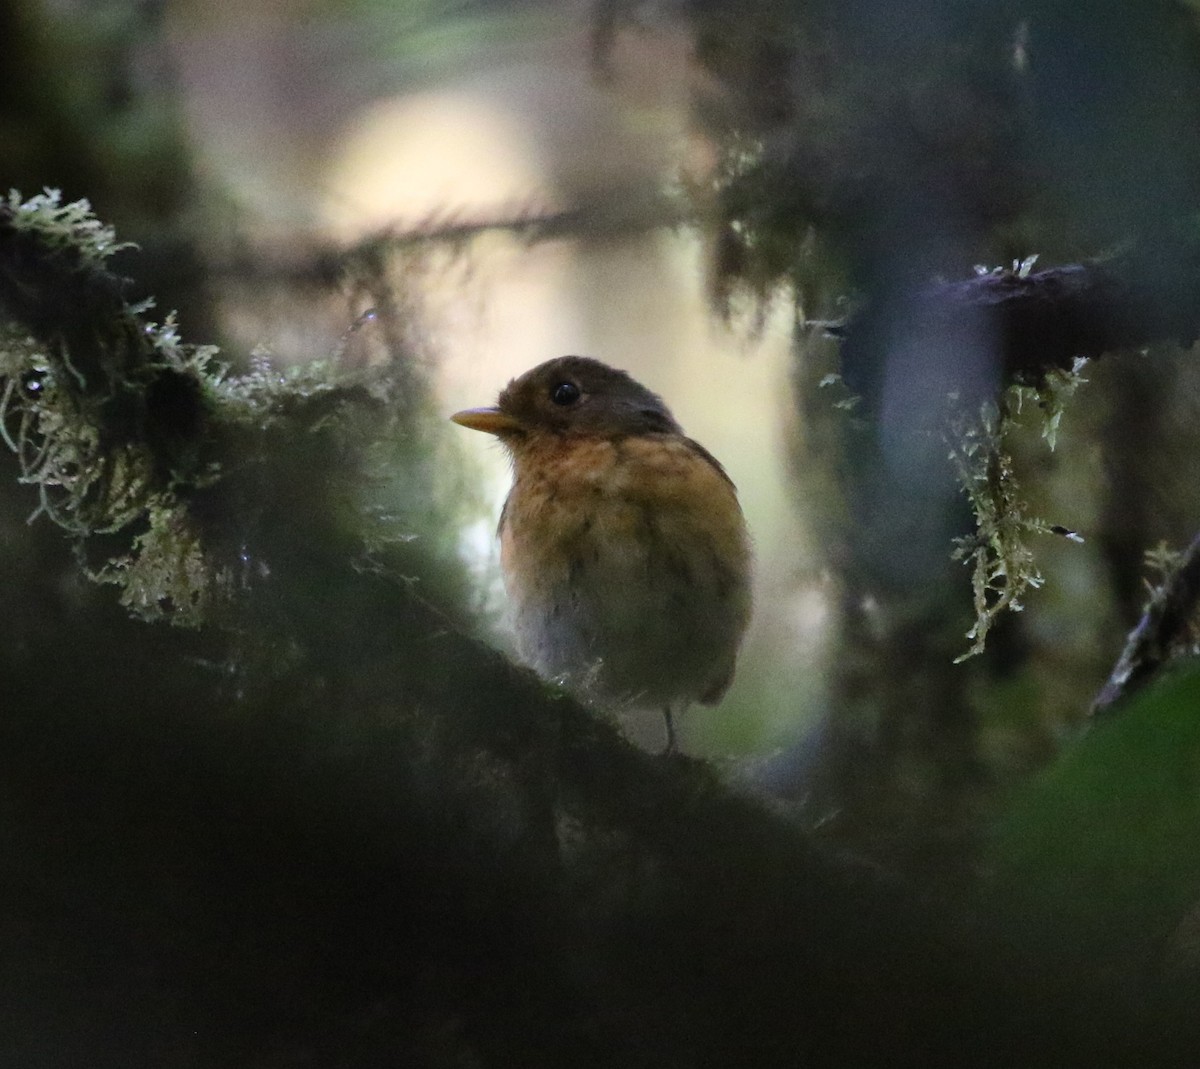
[550,381,581,406]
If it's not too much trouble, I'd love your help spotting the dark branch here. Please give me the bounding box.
[212,190,690,291]
[838,243,1200,401]
[1092,532,1200,715]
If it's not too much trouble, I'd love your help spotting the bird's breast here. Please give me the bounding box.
[498,432,752,709]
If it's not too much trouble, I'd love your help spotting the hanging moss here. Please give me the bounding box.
[948,353,1088,659]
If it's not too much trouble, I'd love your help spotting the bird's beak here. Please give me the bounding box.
[450,406,522,436]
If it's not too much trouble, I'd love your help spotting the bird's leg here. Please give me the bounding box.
[661,705,677,755]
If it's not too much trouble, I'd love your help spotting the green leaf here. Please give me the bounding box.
[986,660,1200,966]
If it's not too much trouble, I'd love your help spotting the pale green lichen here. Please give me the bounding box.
[91,500,214,624]
[817,370,863,413]
[4,188,132,265]
[1144,539,1184,581]
[0,194,331,624]
[0,309,214,535]
[973,254,1040,281]
[948,358,1089,660]
[1008,354,1089,452]
[949,403,1044,661]
[209,346,341,425]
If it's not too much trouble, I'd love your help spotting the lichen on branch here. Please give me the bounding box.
[947,359,1088,660]
[0,190,443,625]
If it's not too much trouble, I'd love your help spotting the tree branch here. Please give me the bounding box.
[212,189,690,291]
[838,242,1200,400]
[1093,532,1200,714]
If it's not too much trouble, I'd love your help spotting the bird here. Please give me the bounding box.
[451,355,752,752]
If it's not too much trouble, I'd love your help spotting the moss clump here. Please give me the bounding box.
[0,190,459,626]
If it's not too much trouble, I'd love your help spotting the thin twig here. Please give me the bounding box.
[1092,531,1200,715]
[212,193,692,291]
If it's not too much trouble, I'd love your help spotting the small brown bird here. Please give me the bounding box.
[451,356,752,752]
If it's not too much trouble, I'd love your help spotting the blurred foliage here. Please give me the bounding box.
[324,0,563,70]
[615,0,1200,884]
[681,0,1200,300]
[986,659,1200,973]
[0,0,214,333]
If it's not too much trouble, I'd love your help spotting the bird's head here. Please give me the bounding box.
[451,356,681,441]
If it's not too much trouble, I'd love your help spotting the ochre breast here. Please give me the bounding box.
[497,431,752,709]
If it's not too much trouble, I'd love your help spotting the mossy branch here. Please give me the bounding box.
[834,249,1178,659]
[839,243,1200,399]
[0,190,213,527]
[0,191,449,623]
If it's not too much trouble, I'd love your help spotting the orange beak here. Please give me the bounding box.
[450,407,522,436]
